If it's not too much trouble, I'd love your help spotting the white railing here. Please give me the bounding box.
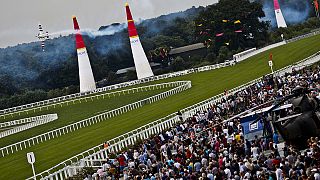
[0,81,187,119]
[0,114,55,128]
[182,50,320,118]
[0,81,191,157]
[233,48,257,61]
[286,29,320,44]
[0,63,237,116]
[32,50,320,180]
[0,114,58,139]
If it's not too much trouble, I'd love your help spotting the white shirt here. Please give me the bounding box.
[207,173,214,180]
[133,151,139,159]
[251,146,259,158]
[223,129,229,136]
[174,162,181,169]
[276,168,283,180]
[159,134,165,141]
[243,172,251,180]
[128,161,135,168]
[224,168,231,179]
[201,158,208,167]
[239,164,246,173]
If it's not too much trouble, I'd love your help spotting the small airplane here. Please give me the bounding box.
[36,23,50,51]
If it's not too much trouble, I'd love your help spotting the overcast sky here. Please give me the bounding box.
[0,0,218,48]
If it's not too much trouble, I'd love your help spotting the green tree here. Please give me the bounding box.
[205,52,217,63]
[125,70,138,81]
[171,56,186,71]
[105,71,119,85]
[150,35,186,48]
[0,75,17,96]
[195,0,269,52]
[217,46,231,63]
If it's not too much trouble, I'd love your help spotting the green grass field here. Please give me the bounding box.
[0,87,172,147]
[1,35,320,179]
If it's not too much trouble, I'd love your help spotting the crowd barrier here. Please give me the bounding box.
[286,29,320,44]
[0,81,188,119]
[0,114,58,139]
[31,50,320,180]
[0,81,191,157]
[0,62,233,116]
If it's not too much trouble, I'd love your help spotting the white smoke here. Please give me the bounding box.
[49,30,74,36]
[82,23,127,38]
[260,0,311,27]
[48,23,127,38]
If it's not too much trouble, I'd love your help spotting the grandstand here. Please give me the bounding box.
[1,33,320,179]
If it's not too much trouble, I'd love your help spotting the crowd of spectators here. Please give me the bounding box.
[86,65,320,180]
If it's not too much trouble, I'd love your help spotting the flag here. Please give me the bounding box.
[204,39,212,48]
[216,33,224,37]
[200,31,209,36]
[234,20,241,24]
[314,0,319,12]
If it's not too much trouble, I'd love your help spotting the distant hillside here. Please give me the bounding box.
[0,6,204,95]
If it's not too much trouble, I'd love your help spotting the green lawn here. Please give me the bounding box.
[0,87,172,147]
[1,35,320,179]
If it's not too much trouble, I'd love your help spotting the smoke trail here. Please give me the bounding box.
[49,30,74,36]
[281,1,311,24]
[260,0,311,27]
[81,24,127,38]
[48,23,127,39]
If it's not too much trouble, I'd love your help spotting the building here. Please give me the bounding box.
[168,43,207,60]
[115,62,162,76]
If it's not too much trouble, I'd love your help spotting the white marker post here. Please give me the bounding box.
[27,152,36,180]
[269,60,274,74]
[269,53,274,74]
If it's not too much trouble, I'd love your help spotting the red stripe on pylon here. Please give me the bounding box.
[274,0,280,10]
[125,3,138,38]
[72,16,86,49]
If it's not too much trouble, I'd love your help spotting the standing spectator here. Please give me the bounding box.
[273,132,279,145]
[275,165,283,180]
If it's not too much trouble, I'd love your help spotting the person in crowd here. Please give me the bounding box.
[88,65,320,179]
